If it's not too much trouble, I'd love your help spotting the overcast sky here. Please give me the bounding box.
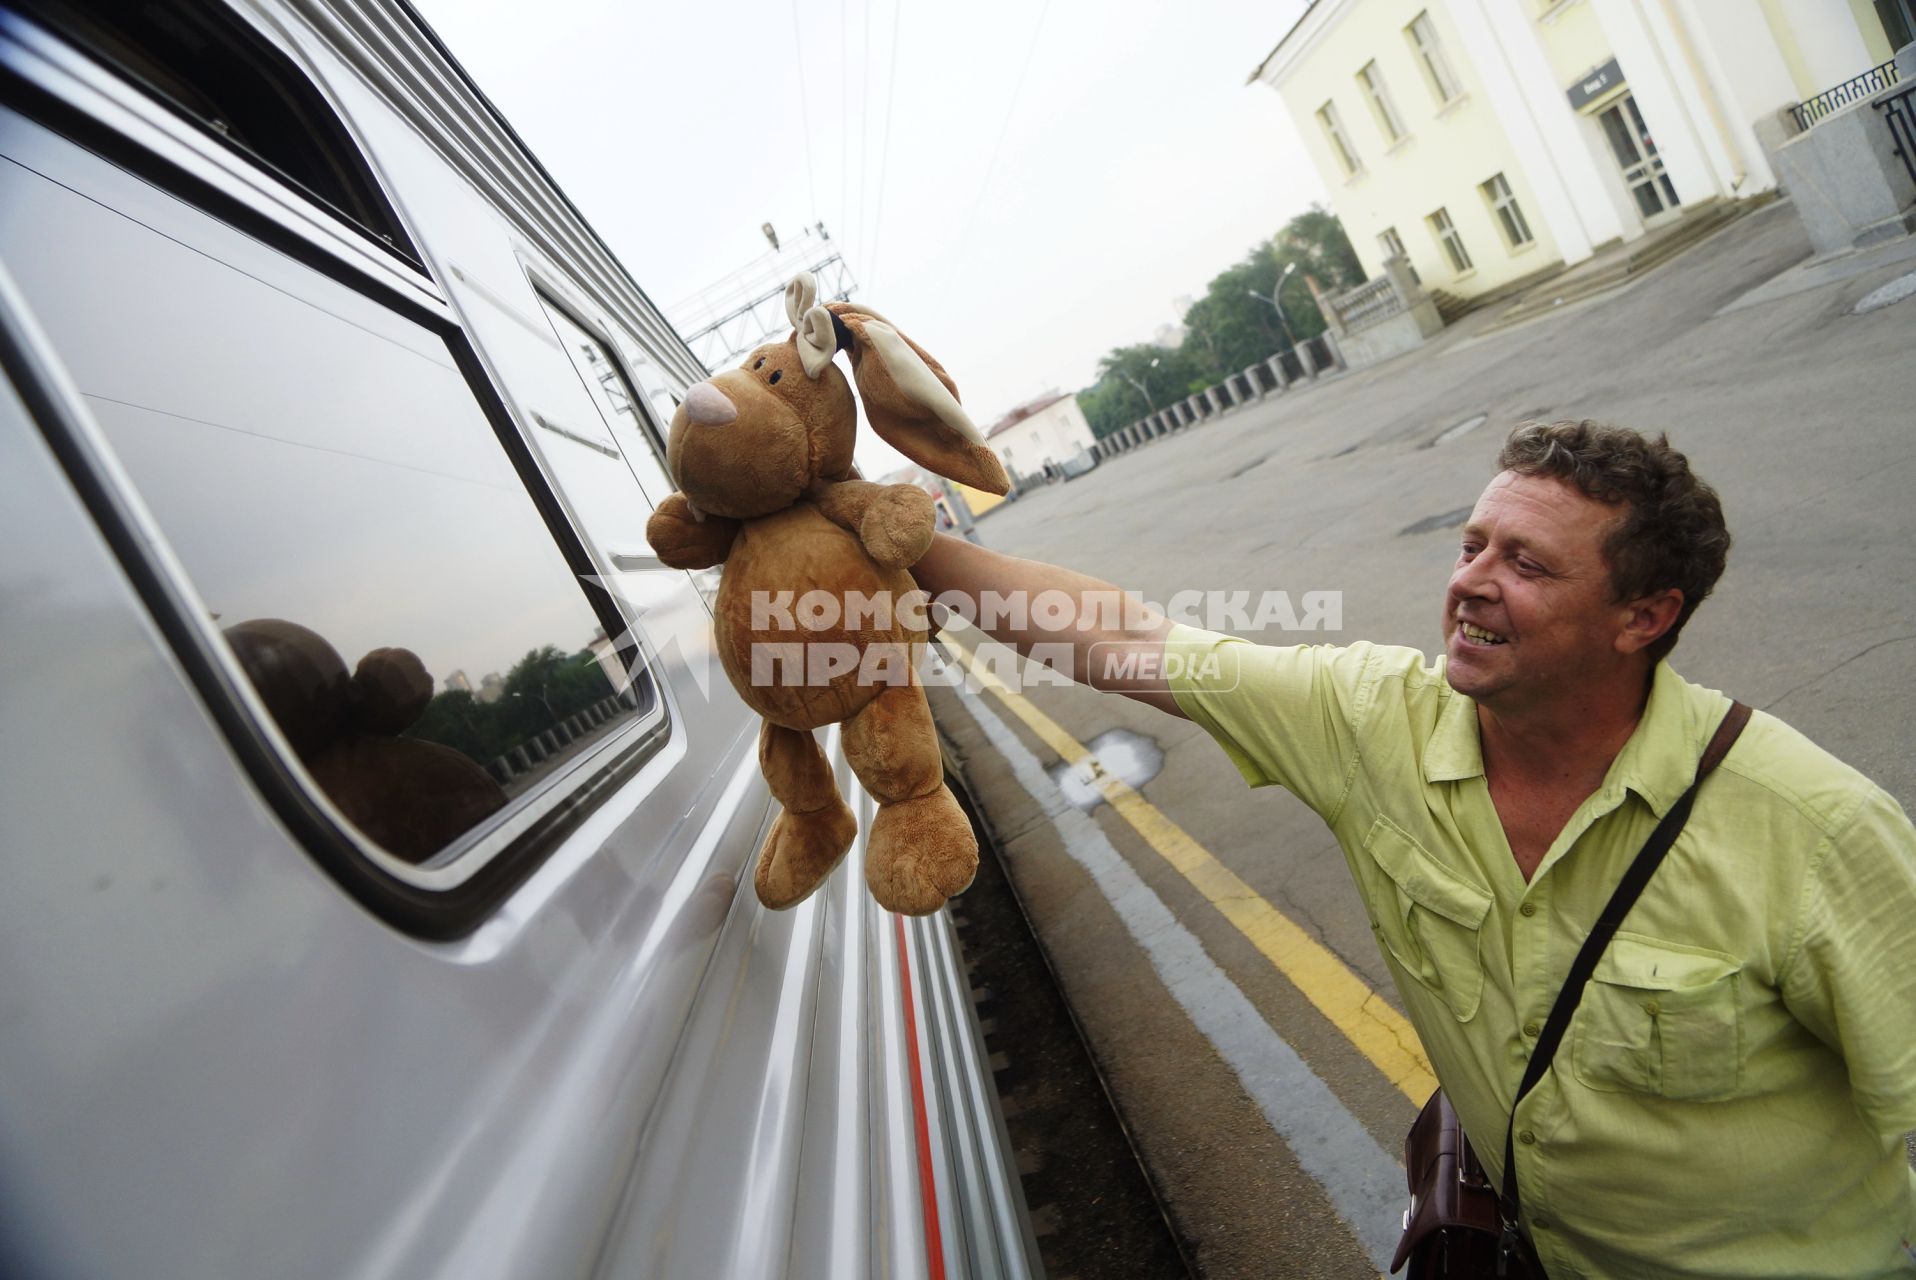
[412,0,1326,472]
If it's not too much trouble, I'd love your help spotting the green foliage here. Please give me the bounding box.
[1076,204,1364,438]
[407,644,620,764]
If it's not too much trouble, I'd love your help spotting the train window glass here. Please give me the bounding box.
[10,0,417,263]
[535,294,675,508]
[0,116,653,869]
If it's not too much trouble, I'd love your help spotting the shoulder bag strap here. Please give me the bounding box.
[1498,700,1751,1218]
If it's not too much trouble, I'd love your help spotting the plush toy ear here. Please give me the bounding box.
[826,302,1010,495]
[784,273,839,380]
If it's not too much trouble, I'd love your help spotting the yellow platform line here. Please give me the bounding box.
[945,637,1437,1105]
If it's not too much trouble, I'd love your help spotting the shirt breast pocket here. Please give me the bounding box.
[1573,933,1742,1101]
[1361,817,1493,1022]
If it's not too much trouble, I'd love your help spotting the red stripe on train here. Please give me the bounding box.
[894,913,948,1280]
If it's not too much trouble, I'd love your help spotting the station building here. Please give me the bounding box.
[985,390,1098,486]
[1251,0,1911,299]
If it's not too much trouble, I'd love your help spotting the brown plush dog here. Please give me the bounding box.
[645,275,1009,916]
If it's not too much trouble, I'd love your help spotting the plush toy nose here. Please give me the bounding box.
[683,382,738,426]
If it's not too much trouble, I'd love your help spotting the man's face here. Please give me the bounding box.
[1441,471,1632,708]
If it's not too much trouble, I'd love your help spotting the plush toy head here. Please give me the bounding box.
[664,274,1008,519]
[224,618,506,862]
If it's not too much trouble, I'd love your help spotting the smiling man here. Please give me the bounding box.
[913,420,1916,1277]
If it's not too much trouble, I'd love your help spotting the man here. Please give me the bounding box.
[911,421,1916,1277]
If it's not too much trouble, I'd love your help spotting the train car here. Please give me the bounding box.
[0,1,1038,1275]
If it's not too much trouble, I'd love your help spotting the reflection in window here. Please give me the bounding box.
[0,119,652,865]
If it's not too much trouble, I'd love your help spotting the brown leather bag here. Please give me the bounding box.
[1389,702,1750,1279]
[1392,1090,1538,1278]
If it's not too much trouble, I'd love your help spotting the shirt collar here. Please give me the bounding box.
[1424,684,1484,783]
[1421,661,1722,814]
[1602,660,1723,817]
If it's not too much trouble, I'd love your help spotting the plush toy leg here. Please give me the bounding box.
[842,680,978,916]
[754,721,858,910]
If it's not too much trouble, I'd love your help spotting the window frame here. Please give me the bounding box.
[1316,99,1362,177]
[1479,172,1536,249]
[1426,206,1474,274]
[1377,225,1421,285]
[1357,60,1408,145]
[527,269,676,475]
[1405,12,1464,107]
[0,15,673,938]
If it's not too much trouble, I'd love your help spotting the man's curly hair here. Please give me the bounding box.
[1497,421,1730,661]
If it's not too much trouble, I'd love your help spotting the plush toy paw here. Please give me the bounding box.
[860,485,936,570]
[754,799,859,910]
[864,785,978,916]
[646,493,741,570]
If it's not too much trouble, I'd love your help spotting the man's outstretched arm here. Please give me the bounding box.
[912,533,1185,717]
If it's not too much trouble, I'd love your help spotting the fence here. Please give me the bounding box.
[1791,59,1899,131]
[1088,335,1346,463]
[1875,83,1916,185]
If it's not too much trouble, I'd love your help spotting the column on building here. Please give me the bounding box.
[1583,0,1735,206]
[1447,0,1618,258]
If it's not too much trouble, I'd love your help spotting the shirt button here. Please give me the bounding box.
[1643,999,1662,1016]
[1520,902,1538,917]
[1523,1021,1540,1038]
[1519,1130,1538,1145]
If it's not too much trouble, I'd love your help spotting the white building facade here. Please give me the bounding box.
[984,391,1098,484]
[1254,0,1908,298]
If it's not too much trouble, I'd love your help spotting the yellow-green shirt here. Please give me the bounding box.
[1166,624,1916,1279]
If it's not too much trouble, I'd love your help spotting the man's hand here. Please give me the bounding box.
[912,533,1185,716]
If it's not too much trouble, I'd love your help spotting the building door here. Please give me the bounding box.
[1598,94,1680,221]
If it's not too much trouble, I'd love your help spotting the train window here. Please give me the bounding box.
[0,112,661,880]
[9,0,417,264]
[535,292,676,509]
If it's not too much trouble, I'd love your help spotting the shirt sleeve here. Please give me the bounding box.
[1780,784,1916,1138]
[1162,623,1376,820]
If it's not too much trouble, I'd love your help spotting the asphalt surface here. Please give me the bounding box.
[931,201,1916,1278]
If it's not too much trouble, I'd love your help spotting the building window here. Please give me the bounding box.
[1405,12,1464,105]
[1378,226,1420,285]
[1316,101,1362,176]
[1479,173,1535,248]
[1427,207,1473,273]
[1357,62,1407,143]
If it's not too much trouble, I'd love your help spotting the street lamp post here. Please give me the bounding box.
[1115,355,1161,414]
[1247,261,1301,358]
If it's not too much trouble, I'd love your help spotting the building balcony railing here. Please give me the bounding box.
[1790,59,1900,132]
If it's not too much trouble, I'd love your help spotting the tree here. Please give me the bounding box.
[1074,205,1367,437]
[1274,204,1364,294]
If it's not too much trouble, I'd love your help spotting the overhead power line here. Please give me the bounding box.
[790,0,819,217]
[957,0,1051,255]
[866,0,903,293]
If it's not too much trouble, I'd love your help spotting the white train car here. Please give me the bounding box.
[0,1,1037,1275]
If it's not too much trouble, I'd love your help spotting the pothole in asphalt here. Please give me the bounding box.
[1429,412,1489,446]
[1047,728,1164,811]
[1855,271,1916,314]
[1399,505,1474,536]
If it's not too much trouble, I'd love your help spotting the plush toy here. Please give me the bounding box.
[645,275,1009,916]
[224,618,508,862]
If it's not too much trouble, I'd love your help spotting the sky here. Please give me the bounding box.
[411,0,1328,474]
